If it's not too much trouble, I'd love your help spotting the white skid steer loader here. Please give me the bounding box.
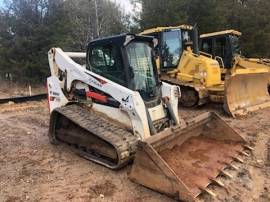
[47,34,252,201]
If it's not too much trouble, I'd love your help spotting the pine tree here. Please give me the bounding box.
[0,0,128,83]
[133,0,270,57]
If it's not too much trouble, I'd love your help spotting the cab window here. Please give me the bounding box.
[162,30,182,69]
[201,38,212,54]
[126,41,157,94]
[230,35,241,55]
[214,37,226,59]
[89,45,126,86]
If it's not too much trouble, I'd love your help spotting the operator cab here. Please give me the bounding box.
[141,25,197,72]
[86,34,161,104]
[200,30,242,68]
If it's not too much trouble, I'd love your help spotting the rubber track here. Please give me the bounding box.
[53,104,138,169]
[0,93,47,104]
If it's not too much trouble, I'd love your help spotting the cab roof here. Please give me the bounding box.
[200,30,242,38]
[141,24,194,35]
[87,34,155,48]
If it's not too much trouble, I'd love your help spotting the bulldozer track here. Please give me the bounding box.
[160,76,202,107]
[0,93,47,104]
[49,104,138,169]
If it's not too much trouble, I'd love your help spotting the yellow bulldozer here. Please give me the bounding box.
[141,25,270,117]
[200,30,270,117]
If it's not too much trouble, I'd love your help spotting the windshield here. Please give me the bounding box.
[126,42,157,96]
[230,35,241,55]
[162,30,182,69]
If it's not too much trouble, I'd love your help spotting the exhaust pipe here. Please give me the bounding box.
[192,25,199,55]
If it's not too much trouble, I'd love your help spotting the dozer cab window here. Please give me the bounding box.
[215,37,227,60]
[214,36,234,68]
[89,45,126,86]
[161,30,182,69]
[229,35,241,55]
[201,38,213,55]
[126,42,158,98]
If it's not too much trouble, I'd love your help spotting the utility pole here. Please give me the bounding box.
[94,0,100,38]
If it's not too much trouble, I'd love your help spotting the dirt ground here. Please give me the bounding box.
[0,99,270,202]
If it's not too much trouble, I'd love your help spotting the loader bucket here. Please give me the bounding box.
[224,72,270,117]
[129,112,248,201]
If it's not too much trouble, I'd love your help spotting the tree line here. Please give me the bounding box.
[0,0,128,83]
[134,0,270,58]
[0,0,270,83]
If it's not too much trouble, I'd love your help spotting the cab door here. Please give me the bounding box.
[213,36,233,68]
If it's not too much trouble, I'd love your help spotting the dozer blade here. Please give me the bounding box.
[224,72,270,117]
[129,112,248,201]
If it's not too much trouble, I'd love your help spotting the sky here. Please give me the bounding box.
[111,0,133,14]
[0,0,134,13]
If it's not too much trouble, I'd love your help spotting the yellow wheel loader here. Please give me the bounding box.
[141,25,270,117]
[200,30,270,117]
[47,34,251,201]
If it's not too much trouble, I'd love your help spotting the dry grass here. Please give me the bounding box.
[0,81,45,98]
